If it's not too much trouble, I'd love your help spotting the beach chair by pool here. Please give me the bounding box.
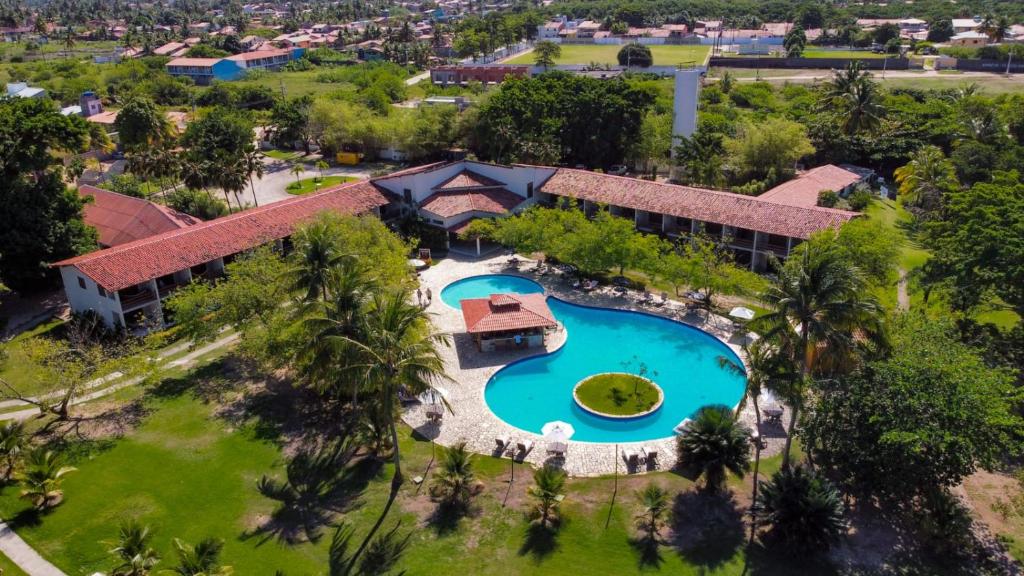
[517,439,535,455]
[763,407,784,425]
[425,404,443,421]
[496,435,511,452]
[622,448,641,469]
[641,446,658,465]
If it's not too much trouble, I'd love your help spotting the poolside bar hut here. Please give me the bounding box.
[460,293,557,352]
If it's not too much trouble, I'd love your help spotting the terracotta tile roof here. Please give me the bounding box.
[460,293,556,333]
[758,165,863,208]
[56,180,392,291]
[166,57,222,67]
[433,169,505,190]
[420,188,524,218]
[80,185,200,247]
[539,169,858,239]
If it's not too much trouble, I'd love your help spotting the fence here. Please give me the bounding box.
[954,58,1024,73]
[708,56,911,70]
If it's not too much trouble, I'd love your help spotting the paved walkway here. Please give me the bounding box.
[404,253,788,476]
[0,522,65,576]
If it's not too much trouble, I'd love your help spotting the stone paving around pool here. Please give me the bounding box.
[404,253,789,477]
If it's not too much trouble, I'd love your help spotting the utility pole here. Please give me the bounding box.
[1008,51,1014,76]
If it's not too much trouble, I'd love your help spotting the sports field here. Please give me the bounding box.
[507,44,710,66]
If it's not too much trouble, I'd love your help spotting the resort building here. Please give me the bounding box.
[460,293,557,351]
[79,185,201,248]
[56,160,860,330]
[166,48,304,84]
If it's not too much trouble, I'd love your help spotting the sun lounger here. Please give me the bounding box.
[496,435,511,451]
[763,407,784,425]
[641,446,658,464]
[425,404,443,421]
[622,448,641,469]
[517,439,535,455]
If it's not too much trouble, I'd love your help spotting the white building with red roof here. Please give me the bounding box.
[79,185,201,248]
[55,160,859,331]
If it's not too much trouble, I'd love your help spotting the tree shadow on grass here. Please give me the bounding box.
[669,490,744,570]
[427,500,476,536]
[243,435,381,545]
[518,521,563,561]
[629,534,666,570]
[742,540,840,576]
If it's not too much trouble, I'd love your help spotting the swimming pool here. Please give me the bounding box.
[443,275,747,443]
[440,274,545,308]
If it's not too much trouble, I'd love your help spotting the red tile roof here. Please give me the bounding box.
[56,180,392,291]
[80,185,200,247]
[433,169,505,190]
[460,293,556,333]
[420,188,524,218]
[539,169,858,239]
[758,165,863,208]
[226,49,291,61]
[166,57,221,67]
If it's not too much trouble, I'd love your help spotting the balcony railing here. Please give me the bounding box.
[119,289,156,311]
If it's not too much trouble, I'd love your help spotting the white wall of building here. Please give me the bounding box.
[60,265,124,327]
[374,161,557,205]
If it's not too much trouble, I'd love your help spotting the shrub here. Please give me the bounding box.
[756,466,846,552]
[817,189,839,207]
[847,187,872,211]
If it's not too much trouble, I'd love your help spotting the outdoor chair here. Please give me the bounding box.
[641,446,658,465]
[517,439,535,455]
[496,435,511,451]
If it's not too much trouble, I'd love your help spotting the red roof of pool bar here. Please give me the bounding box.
[460,293,557,333]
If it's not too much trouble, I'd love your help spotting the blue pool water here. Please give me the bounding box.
[444,275,747,443]
[440,274,545,308]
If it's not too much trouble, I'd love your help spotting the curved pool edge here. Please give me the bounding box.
[438,272,546,311]
[480,294,748,444]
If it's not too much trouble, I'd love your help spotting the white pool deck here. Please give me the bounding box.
[404,253,789,477]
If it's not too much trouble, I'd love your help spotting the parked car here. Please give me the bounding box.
[608,165,628,176]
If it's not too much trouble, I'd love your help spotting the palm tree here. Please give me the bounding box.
[315,160,329,182]
[676,405,750,494]
[0,420,27,481]
[893,145,959,216]
[62,26,76,58]
[753,245,883,468]
[820,61,870,104]
[18,449,77,509]
[429,441,477,509]
[333,292,450,488]
[109,520,160,576]
[243,147,264,207]
[168,537,232,576]
[528,466,566,530]
[755,466,846,552]
[290,162,305,187]
[634,483,670,541]
[979,14,1009,43]
[287,219,350,302]
[838,79,884,135]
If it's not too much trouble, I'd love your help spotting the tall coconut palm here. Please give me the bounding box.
[18,449,77,509]
[429,441,477,509]
[168,537,232,576]
[109,520,160,576]
[838,79,885,135]
[334,292,450,488]
[634,483,670,541]
[893,145,959,216]
[676,404,750,494]
[755,466,846,552]
[529,466,567,530]
[243,147,264,207]
[820,61,870,105]
[287,219,350,303]
[0,420,27,481]
[752,245,883,468]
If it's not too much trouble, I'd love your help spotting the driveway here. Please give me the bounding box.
[247,156,376,206]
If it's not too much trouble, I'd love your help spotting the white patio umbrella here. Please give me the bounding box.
[419,386,449,405]
[541,421,575,442]
[729,306,756,321]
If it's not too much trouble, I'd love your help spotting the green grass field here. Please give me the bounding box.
[286,175,358,195]
[507,44,710,66]
[574,373,660,415]
[0,355,827,576]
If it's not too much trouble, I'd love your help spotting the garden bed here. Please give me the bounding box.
[573,372,663,418]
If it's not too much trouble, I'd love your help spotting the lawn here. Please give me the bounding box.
[286,175,358,195]
[506,44,710,66]
[231,69,351,98]
[574,373,660,416]
[263,149,305,162]
[0,354,833,576]
[0,319,66,395]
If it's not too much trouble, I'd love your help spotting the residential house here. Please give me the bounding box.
[538,19,566,39]
[952,18,982,34]
[950,31,989,46]
[153,41,190,57]
[165,57,245,84]
[5,82,46,99]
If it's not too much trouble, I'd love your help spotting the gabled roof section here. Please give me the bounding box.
[757,165,863,209]
[420,188,524,218]
[56,180,393,291]
[80,185,200,247]
[460,293,556,333]
[433,169,505,190]
[539,169,857,239]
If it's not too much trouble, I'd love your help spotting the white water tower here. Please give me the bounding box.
[671,68,702,155]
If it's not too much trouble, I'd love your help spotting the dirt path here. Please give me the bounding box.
[897,268,910,311]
